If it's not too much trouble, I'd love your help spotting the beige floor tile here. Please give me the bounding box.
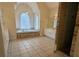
[21,52,31,57]
[7,36,67,57]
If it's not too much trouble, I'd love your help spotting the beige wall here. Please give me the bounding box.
[0,22,5,56]
[47,3,59,28]
[0,3,16,40]
[0,3,16,56]
[38,3,59,36]
[38,3,49,36]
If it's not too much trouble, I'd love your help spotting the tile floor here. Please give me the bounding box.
[7,36,67,57]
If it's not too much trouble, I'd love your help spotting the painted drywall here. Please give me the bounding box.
[46,2,59,28]
[38,3,49,36]
[0,21,5,57]
[0,3,17,56]
[0,3,16,40]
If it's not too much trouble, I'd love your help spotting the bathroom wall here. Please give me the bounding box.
[0,20,5,56]
[0,3,16,40]
[46,2,59,28]
[38,3,49,36]
[38,3,59,36]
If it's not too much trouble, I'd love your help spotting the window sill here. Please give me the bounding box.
[16,29,40,33]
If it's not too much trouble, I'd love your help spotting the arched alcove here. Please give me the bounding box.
[15,3,40,33]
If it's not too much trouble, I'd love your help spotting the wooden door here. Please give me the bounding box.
[55,2,78,55]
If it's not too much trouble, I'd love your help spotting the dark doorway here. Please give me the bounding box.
[56,2,78,56]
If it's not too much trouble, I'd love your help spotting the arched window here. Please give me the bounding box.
[20,12,31,30]
[16,12,40,33]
